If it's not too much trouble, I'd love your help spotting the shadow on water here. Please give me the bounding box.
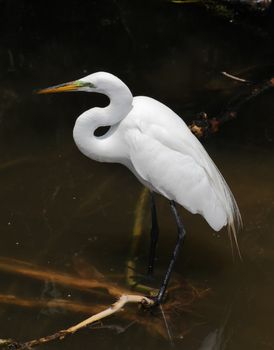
[0,1,274,349]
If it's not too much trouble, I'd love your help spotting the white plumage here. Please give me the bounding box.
[39,72,242,245]
[123,96,241,233]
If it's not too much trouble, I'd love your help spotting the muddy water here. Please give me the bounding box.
[0,2,274,349]
[0,88,273,350]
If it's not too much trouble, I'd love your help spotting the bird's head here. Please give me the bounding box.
[37,72,123,95]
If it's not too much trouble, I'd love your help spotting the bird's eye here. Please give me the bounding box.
[85,82,95,89]
[79,81,96,89]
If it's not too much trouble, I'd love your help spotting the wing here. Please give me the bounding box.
[123,96,241,246]
[125,128,227,231]
[142,120,242,236]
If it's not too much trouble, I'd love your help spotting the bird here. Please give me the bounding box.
[38,71,242,305]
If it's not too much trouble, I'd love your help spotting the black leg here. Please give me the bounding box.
[156,200,186,305]
[147,191,159,275]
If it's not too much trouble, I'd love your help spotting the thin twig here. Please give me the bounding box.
[221,71,250,83]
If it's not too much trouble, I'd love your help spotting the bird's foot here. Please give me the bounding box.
[141,289,168,311]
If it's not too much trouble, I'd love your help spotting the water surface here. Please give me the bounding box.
[0,2,274,349]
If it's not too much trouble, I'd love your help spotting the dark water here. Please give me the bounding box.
[0,1,274,349]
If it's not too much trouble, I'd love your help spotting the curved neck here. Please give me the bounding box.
[73,82,133,163]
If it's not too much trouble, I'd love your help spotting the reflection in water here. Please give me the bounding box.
[199,304,232,350]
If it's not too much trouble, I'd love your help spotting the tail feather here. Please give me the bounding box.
[228,202,243,259]
[192,137,242,257]
[210,167,242,258]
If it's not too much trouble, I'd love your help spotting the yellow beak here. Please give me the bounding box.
[37,81,81,94]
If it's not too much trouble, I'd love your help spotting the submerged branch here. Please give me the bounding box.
[126,187,158,296]
[0,293,103,315]
[0,257,127,297]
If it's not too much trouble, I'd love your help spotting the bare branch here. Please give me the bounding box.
[9,295,154,350]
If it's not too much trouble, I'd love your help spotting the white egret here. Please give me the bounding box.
[38,72,242,304]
